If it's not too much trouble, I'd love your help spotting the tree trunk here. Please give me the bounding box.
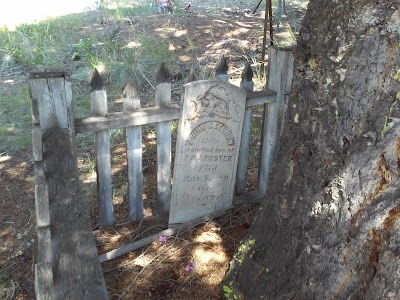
[227,0,400,299]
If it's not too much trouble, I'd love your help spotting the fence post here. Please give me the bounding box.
[235,63,254,194]
[258,47,294,195]
[90,69,114,226]
[124,82,144,222]
[215,55,229,82]
[29,72,108,299]
[29,75,54,299]
[156,63,172,216]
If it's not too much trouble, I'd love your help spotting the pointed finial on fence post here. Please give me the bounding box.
[156,62,171,84]
[186,69,198,83]
[241,62,254,91]
[90,68,103,92]
[215,55,229,82]
[123,81,140,111]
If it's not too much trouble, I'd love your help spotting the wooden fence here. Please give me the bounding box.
[30,46,293,298]
[73,48,292,227]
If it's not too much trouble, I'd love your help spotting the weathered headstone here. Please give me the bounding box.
[169,80,246,224]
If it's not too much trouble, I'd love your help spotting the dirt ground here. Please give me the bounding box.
[0,1,306,299]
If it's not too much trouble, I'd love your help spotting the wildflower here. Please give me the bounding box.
[185,261,195,272]
[158,235,167,245]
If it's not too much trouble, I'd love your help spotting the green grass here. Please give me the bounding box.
[0,1,178,153]
[0,86,32,154]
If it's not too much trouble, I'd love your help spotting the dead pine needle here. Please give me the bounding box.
[120,231,181,298]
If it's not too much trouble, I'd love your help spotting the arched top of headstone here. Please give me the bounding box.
[156,62,171,84]
[90,69,103,92]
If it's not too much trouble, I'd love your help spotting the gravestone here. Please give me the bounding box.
[169,80,246,224]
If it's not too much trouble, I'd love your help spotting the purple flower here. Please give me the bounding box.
[185,261,195,272]
[158,235,167,245]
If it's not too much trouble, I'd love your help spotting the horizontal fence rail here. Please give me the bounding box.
[75,90,277,134]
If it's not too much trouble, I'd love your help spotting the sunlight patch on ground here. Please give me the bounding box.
[0,0,99,29]
[0,155,12,163]
[124,41,142,49]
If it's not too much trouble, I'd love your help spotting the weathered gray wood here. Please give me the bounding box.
[31,97,40,125]
[156,82,172,215]
[75,105,180,134]
[267,47,294,94]
[215,55,229,82]
[29,72,108,299]
[43,128,108,299]
[99,206,230,263]
[124,82,143,222]
[32,125,43,162]
[232,190,264,205]
[37,226,52,264]
[75,92,274,134]
[245,90,276,107]
[258,47,294,195]
[35,163,50,228]
[169,80,247,224]
[91,89,114,226]
[29,72,76,153]
[28,73,70,130]
[35,262,53,300]
[235,63,254,194]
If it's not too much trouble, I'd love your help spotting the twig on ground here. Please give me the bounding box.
[136,67,155,90]
[23,210,33,228]
[129,224,165,242]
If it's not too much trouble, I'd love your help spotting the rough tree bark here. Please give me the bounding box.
[227,0,400,299]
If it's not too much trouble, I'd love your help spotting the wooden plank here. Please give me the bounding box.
[124,82,144,222]
[43,128,108,299]
[34,163,50,228]
[31,97,40,125]
[32,125,43,162]
[99,206,230,263]
[37,226,52,264]
[236,63,254,195]
[258,47,294,195]
[29,72,76,161]
[28,75,69,130]
[233,190,264,205]
[266,47,294,93]
[29,72,108,298]
[75,105,180,134]
[74,91,273,134]
[245,90,276,107]
[91,89,114,226]
[35,262,53,300]
[156,82,172,215]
